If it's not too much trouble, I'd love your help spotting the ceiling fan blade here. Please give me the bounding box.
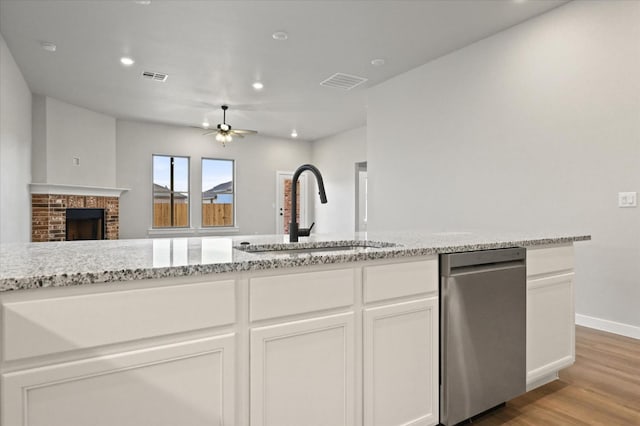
[230,131,245,138]
[232,129,258,135]
[203,130,217,136]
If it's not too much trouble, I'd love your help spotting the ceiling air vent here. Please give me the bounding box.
[320,73,368,90]
[141,71,168,82]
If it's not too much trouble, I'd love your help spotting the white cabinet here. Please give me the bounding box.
[250,312,355,426]
[526,245,575,389]
[2,279,235,361]
[0,246,579,425]
[363,297,439,426]
[363,260,438,303]
[362,258,439,426]
[248,258,439,426]
[249,268,355,321]
[1,334,236,426]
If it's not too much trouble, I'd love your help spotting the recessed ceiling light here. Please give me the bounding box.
[40,42,57,52]
[202,122,210,129]
[120,57,135,66]
[291,130,298,138]
[371,58,385,67]
[134,0,151,5]
[272,31,288,41]
[252,81,264,90]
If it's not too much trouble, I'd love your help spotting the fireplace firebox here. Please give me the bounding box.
[66,208,106,241]
[31,194,119,242]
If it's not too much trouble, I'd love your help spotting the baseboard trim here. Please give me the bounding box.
[526,372,558,392]
[576,314,640,340]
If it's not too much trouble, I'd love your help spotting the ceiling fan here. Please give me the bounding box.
[203,105,257,146]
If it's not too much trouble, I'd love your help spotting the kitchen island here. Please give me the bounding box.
[0,231,589,426]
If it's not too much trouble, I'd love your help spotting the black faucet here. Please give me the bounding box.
[289,164,327,242]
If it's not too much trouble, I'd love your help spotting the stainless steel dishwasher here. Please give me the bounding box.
[440,248,526,426]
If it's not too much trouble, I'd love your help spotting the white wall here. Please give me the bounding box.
[116,120,312,238]
[31,94,47,184]
[32,96,116,187]
[311,126,366,234]
[367,1,640,330]
[0,33,31,243]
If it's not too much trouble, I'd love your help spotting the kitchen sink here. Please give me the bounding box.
[235,240,398,255]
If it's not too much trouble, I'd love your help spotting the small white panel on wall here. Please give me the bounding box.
[618,192,637,207]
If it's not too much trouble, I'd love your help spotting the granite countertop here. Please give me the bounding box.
[0,230,590,292]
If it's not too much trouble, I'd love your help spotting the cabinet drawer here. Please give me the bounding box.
[250,269,355,321]
[527,245,574,277]
[363,259,438,304]
[2,280,235,361]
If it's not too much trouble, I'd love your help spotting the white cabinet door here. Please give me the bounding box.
[250,312,355,426]
[363,297,439,426]
[526,272,575,385]
[1,334,235,426]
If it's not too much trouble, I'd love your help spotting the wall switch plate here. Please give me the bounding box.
[618,192,637,208]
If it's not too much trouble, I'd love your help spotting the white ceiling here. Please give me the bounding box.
[0,0,567,141]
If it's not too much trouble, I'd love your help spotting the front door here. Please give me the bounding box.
[276,172,307,235]
[355,162,367,232]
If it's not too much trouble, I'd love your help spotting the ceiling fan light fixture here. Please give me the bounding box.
[205,105,257,147]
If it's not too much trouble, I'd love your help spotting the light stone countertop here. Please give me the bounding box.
[0,230,590,292]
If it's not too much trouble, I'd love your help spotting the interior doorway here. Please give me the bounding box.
[276,171,308,235]
[355,161,367,232]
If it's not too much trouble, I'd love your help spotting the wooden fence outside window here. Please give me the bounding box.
[153,203,233,227]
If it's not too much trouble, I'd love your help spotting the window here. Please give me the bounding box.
[202,158,234,227]
[152,155,189,228]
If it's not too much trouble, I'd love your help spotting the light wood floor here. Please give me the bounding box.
[472,326,640,425]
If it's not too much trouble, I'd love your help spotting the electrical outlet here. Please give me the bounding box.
[618,192,637,208]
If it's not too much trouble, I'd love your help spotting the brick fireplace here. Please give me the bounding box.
[31,194,120,242]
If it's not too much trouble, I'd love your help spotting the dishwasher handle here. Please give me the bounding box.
[446,260,525,277]
[440,247,526,276]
